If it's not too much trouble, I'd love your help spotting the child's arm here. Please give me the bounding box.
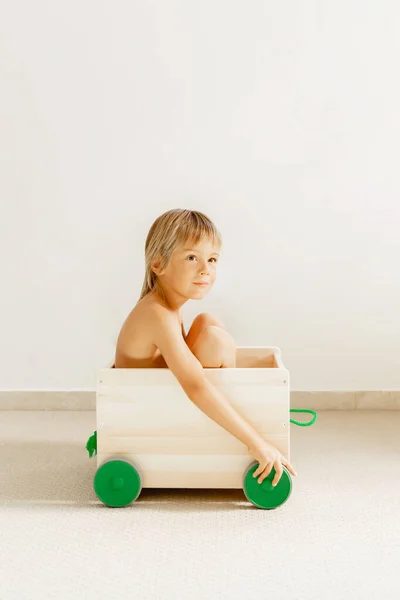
[149,306,265,451]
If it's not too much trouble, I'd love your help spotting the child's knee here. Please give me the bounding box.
[192,325,235,367]
[192,312,225,330]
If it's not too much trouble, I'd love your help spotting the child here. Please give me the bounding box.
[114,209,297,486]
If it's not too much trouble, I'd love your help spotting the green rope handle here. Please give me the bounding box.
[86,431,97,458]
[290,408,317,427]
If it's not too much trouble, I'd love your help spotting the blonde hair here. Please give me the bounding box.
[139,209,222,302]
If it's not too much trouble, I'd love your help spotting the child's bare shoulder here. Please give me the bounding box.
[114,294,182,367]
[114,298,156,366]
[120,295,160,335]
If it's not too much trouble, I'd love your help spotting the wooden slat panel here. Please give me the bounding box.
[98,433,288,455]
[98,369,288,388]
[96,386,289,438]
[96,449,289,489]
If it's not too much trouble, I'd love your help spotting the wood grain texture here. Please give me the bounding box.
[96,347,290,489]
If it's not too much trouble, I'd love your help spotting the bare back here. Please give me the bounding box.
[114,294,185,368]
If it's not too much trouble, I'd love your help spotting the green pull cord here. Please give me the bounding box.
[86,431,97,458]
[290,408,317,427]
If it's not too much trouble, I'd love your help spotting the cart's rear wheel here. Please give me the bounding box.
[243,461,292,509]
[94,459,142,507]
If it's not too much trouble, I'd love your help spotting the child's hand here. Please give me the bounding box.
[248,439,297,486]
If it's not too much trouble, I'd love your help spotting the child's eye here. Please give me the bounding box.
[186,255,218,263]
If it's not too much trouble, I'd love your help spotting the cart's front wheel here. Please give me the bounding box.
[94,460,142,507]
[243,461,292,509]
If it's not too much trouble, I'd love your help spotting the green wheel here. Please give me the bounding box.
[94,460,142,507]
[243,461,292,509]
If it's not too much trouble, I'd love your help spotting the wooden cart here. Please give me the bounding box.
[87,347,316,509]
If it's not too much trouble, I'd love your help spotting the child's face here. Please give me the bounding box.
[155,236,220,300]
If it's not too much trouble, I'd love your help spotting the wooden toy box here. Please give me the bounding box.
[96,346,290,489]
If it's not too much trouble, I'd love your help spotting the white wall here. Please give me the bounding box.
[1,1,399,391]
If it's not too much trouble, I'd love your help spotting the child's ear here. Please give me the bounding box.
[151,260,164,276]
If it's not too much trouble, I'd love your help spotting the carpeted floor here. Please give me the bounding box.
[0,409,399,599]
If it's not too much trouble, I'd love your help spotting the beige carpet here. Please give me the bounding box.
[0,409,399,600]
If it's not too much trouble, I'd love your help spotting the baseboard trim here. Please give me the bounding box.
[0,392,95,411]
[0,391,399,410]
